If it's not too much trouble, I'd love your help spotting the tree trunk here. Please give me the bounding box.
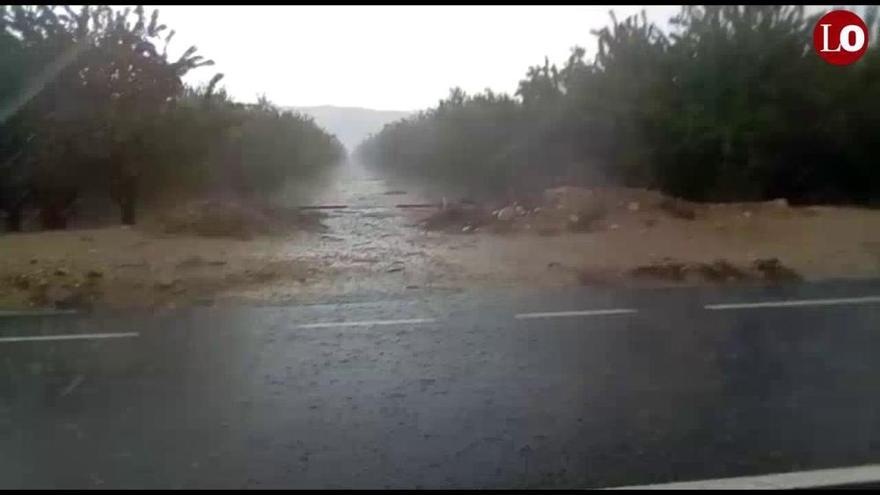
[109,159,139,226]
[121,197,136,225]
[39,205,68,230]
[117,176,138,225]
[5,208,22,232]
[36,187,77,230]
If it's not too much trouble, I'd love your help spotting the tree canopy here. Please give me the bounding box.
[1,5,344,230]
[357,6,880,205]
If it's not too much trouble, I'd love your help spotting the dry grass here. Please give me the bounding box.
[147,198,327,240]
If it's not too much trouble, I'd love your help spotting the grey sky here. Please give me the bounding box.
[154,5,684,111]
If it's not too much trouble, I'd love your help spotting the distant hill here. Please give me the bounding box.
[286,105,414,152]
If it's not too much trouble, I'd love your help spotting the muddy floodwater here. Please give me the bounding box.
[236,160,507,303]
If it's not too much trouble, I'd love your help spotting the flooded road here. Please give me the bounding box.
[302,159,439,268]
[290,158,437,209]
[246,160,475,303]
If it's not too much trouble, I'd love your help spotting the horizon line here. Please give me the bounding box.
[281,103,418,114]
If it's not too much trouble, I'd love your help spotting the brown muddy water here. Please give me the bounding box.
[235,160,502,303]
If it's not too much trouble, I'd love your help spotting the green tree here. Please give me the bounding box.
[358,5,880,205]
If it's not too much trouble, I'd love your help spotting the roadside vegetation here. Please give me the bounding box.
[356,6,880,205]
[0,5,345,232]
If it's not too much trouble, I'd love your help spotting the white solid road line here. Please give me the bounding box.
[606,462,880,490]
[0,332,139,344]
[296,318,437,329]
[515,308,637,319]
[705,295,880,310]
[0,309,79,317]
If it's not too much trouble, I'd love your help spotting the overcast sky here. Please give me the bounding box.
[153,5,685,111]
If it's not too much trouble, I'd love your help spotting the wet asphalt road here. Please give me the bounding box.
[2,279,880,489]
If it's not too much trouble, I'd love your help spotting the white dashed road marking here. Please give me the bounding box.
[0,332,139,344]
[606,462,880,490]
[515,308,637,319]
[705,295,880,310]
[59,374,85,397]
[296,318,437,329]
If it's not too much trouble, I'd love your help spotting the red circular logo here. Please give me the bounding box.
[814,10,869,65]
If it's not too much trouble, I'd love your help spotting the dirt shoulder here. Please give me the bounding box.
[412,187,880,288]
[0,226,315,310]
[418,203,880,289]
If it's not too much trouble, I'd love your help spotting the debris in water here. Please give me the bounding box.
[753,257,802,282]
[659,197,697,220]
[693,259,749,282]
[386,263,405,273]
[496,206,517,222]
[155,278,178,290]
